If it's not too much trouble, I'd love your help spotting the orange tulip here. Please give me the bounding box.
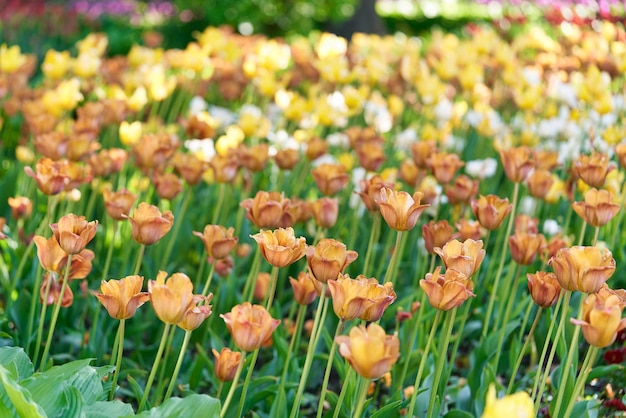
[509,233,547,265]
[289,272,318,305]
[94,275,150,320]
[50,213,97,255]
[422,220,458,255]
[500,146,533,183]
[240,191,294,229]
[328,274,396,321]
[193,225,238,260]
[356,175,394,212]
[574,153,615,188]
[377,187,429,231]
[148,271,204,324]
[24,157,70,195]
[572,188,620,227]
[311,163,349,195]
[306,238,358,284]
[420,266,475,311]
[102,188,137,221]
[212,347,242,382]
[527,272,561,308]
[336,323,400,380]
[8,196,32,220]
[433,239,485,278]
[471,194,512,231]
[571,293,626,347]
[221,302,280,352]
[427,152,465,184]
[251,227,307,268]
[549,246,615,293]
[123,202,174,245]
[312,197,339,229]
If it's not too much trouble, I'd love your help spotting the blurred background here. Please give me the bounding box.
[2,0,625,57]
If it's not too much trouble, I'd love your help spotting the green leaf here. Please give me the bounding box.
[269,386,286,417]
[84,400,135,418]
[131,394,220,418]
[0,347,34,381]
[443,410,475,418]
[370,400,403,418]
[0,365,46,418]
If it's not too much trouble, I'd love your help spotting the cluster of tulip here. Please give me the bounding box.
[0,18,626,418]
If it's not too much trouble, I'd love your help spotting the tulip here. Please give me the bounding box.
[433,239,485,278]
[240,191,294,229]
[221,302,280,352]
[24,158,70,195]
[328,274,396,321]
[123,202,174,245]
[274,148,300,170]
[213,348,242,382]
[572,188,620,227]
[549,246,615,293]
[172,152,208,185]
[471,194,512,231]
[500,146,533,183]
[8,196,32,220]
[427,152,465,184]
[312,197,339,229]
[508,232,547,265]
[527,271,561,308]
[289,272,318,305]
[420,267,475,311]
[411,140,437,168]
[481,384,534,418]
[148,271,204,324]
[335,323,400,380]
[356,175,394,212]
[571,293,626,348]
[102,188,136,221]
[251,227,307,268]
[422,220,458,255]
[377,187,429,231]
[456,218,483,241]
[526,169,554,199]
[306,238,358,284]
[193,225,238,260]
[94,275,150,320]
[574,152,615,188]
[50,213,97,255]
[445,175,479,205]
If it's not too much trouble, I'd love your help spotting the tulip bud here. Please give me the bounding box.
[41,272,73,308]
[312,197,339,229]
[193,225,238,260]
[289,272,318,305]
[102,188,136,221]
[356,142,385,172]
[152,171,183,201]
[445,175,478,205]
[500,146,533,183]
[356,175,394,213]
[123,202,174,245]
[526,169,554,199]
[221,302,280,352]
[8,196,33,220]
[254,272,271,301]
[571,293,626,348]
[527,271,561,308]
[311,163,350,196]
[509,233,547,265]
[427,152,465,185]
[422,220,457,255]
[274,148,300,171]
[456,219,483,241]
[411,140,437,169]
[212,348,241,382]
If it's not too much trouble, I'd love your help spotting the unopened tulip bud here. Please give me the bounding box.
[236,243,252,258]
[509,233,547,265]
[221,302,280,352]
[500,146,533,183]
[527,272,561,308]
[526,169,554,199]
[312,197,339,229]
[8,196,32,220]
[41,272,73,307]
[254,272,271,301]
[215,256,234,277]
[212,348,241,382]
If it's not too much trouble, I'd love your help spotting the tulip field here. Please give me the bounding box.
[0,2,626,417]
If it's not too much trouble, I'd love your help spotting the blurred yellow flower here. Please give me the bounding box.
[0,44,26,73]
[481,385,534,418]
[42,50,71,79]
[119,121,142,146]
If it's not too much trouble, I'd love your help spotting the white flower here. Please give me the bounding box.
[518,196,536,215]
[311,154,337,167]
[465,158,497,179]
[189,96,207,116]
[542,219,560,236]
[434,98,453,122]
[208,106,237,127]
[327,132,350,148]
[395,128,417,152]
[184,139,215,161]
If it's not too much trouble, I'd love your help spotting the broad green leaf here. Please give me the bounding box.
[0,347,34,381]
[131,394,220,418]
[65,366,103,405]
[268,386,286,417]
[0,365,46,418]
[84,400,135,418]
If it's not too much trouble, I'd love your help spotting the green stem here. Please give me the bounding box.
[353,377,370,418]
[161,187,193,270]
[211,183,226,225]
[316,319,345,418]
[164,330,192,401]
[39,254,72,371]
[552,296,584,418]
[577,221,587,246]
[332,368,354,418]
[289,284,328,418]
[279,304,306,390]
[507,307,542,394]
[220,351,246,418]
[109,319,126,400]
[591,226,600,247]
[531,295,562,401]
[243,248,262,302]
[138,322,172,412]
[492,264,522,370]
[426,307,457,418]
[154,323,177,405]
[32,270,51,363]
[133,244,146,276]
[236,348,260,417]
[201,261,216,298]
[362,213,381,277]
[264,265,280,313]
[481,181,519,338]
[562,345,599,418]
[384,230,403,285]
[534,291,571,409]
[407,309,442,418]
[110,324,121,367]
